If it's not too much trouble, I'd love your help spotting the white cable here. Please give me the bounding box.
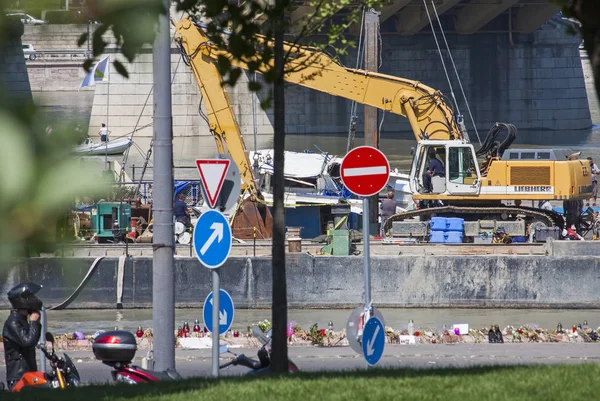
[377,17,383,69]
[430,0,481,145]
[422,0,461,121]
[347,7,367,152]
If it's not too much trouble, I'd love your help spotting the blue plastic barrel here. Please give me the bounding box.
[446,218,464,232]
[430,217,447,231]
[430,231,446,243]
[445,231,463,243]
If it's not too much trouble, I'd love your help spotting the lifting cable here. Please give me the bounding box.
[429,0,481,146]
[376,13,386,136]
[422,0,462,130]
[346,6,366,153]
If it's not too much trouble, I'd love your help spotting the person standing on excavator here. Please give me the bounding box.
[422,148,445,193]
[2,283,43,391]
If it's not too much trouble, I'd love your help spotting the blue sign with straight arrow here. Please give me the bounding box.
[193,209,232,269]
[203,289,235,335]
[362,316,385,366]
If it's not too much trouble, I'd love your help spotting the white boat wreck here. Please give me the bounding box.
[247,149,413,238]
[74,137,133,156]
[249,149,413,206]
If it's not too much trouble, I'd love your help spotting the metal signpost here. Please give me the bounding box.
[194,158,234,377]
[340,146,390,365]
[203,289,235,335]
[345,305,385,354]
[39,306,47,374]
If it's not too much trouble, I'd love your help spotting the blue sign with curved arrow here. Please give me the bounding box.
[362,317,385,366]
[193,209,232,269]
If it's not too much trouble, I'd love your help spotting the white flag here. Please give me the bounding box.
[79,55,110,90]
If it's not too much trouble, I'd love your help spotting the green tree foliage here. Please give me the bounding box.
[0,6,110,268]
[0,70,108,265]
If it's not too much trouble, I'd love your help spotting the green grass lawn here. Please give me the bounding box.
[6,364,600,401]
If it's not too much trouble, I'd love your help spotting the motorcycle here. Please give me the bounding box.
[219,326,299,374]
[92,330,182,384]
[3,332,81,392]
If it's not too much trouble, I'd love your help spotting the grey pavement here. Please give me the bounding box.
[1,343,599,384]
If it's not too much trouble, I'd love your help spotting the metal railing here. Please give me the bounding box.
[111,180,204,206]
[25,49,92,61]
[130,165,198,181]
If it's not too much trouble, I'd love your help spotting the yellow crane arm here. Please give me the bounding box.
[175,18,464,142]
[177,29,256,192]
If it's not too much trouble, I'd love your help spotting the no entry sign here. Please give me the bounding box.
[340,146,390,197]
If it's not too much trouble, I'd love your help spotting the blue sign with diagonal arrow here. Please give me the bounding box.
[362,316,385,366]
[193,209,232,269]
[203,289,235,335]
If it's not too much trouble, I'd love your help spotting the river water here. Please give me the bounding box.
[1,308,599,335]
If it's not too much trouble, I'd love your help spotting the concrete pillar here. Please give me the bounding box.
[454,0,520,35]
[364,9,380,231]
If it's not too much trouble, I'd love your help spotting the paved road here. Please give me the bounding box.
[1,343,599,384]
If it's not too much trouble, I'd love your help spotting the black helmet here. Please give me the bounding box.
[7,282,43,311]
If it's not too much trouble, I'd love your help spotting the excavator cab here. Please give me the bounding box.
[410,140,481,196]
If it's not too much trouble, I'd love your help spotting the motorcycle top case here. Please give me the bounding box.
[92,330,137,363]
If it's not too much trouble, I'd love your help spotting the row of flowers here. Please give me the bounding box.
[9,321,598,350]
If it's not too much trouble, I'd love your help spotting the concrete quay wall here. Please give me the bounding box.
[1,253,599,309]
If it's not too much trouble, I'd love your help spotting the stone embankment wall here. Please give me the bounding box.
[582,51,600,125]
[22,24,97,92]
[22,18,594,141]
[22,24,89,50]
[2,246,599,309]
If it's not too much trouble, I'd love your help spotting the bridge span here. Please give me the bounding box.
[0,5,595,154]
[290,0,561,37]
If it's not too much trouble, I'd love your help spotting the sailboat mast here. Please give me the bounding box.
[105,55,111,170]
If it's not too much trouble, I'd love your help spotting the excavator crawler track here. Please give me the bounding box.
[383,205,565,236]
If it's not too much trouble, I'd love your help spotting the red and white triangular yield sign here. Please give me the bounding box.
[195,159,231,208]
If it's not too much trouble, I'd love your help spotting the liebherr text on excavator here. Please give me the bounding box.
[175,18,592,239]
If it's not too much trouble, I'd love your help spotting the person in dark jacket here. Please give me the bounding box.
[2,282,43,390]
[380,191,397,237]
[174,192,192,230]
[422,148,445,193]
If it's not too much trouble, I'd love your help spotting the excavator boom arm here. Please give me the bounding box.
[175,18,463,142]
[177,29,257,192]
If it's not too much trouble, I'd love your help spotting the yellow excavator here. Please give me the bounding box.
[175,18,593,239]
